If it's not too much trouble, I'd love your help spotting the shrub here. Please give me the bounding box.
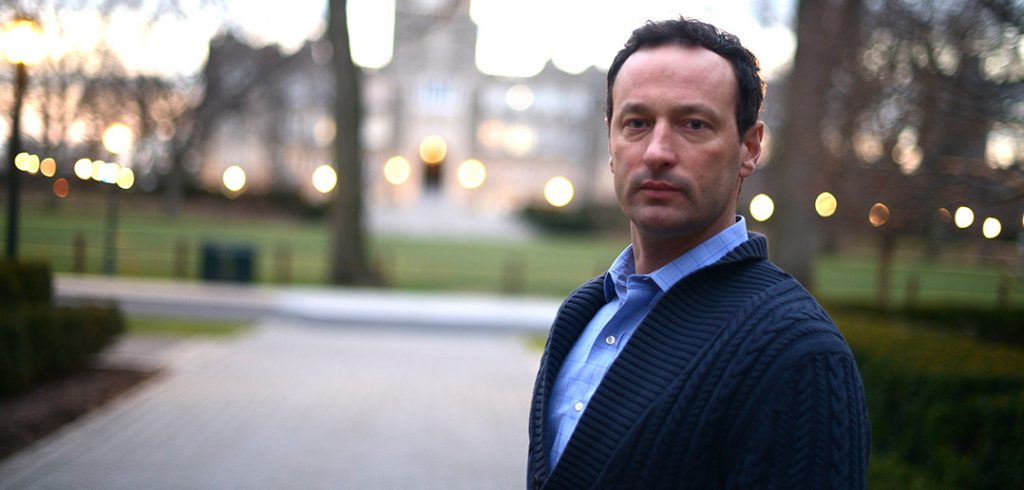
[0,259,124,396]
[835,309,1024,489]
[0,302,124,396]
[520,203,627,235]
[0,260,53,308]
[830,301,1024,346]
[0,315,34,394]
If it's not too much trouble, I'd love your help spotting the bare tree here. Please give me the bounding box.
[769,0,1023,301]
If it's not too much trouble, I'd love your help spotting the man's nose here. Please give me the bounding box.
[643,122,675,168]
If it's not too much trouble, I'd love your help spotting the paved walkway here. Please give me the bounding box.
[0,277,555,489]
[54,275,561,333]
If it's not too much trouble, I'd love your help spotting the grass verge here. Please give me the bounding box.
[126,314,251,338]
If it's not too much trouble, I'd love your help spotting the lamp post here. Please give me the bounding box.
[3,16,44,259]
[101,123,134,275]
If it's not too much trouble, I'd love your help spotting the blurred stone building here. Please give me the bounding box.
[199,0,611,223]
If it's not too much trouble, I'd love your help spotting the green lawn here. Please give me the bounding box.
[16,191,1024,306]
[126,313,251,338]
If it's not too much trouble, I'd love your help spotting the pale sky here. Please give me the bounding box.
[68,0,796,80]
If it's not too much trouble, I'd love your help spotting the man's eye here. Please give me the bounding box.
[624,119,648,129]
[685,120,708,131]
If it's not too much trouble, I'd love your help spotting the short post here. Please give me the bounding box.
[174,239,189,279]
[997,274,1010,311]
[274,244,292,284]
[904,273,920,311]
[501,256,525,295]
[101,184,119,275]
[72,232,86,273]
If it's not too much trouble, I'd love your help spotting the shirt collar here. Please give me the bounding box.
[603,216,749,302]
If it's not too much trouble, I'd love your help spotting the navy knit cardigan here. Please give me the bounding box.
[528,235,870,489]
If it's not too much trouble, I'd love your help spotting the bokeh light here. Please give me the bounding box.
[116,167,135,190]
[982,217,1001,239]
[544,176,574,207]
[222,165,246,193]
[103,123,134,155]
[869,203,890,227]
[2,18,46,65]
[74,158,92,180]
[99,161,120,184]
[954,206,975,229]
[53,178,69,198]
[14,152,30,171]
[383,156,411,185]
[418,135,447,165]
[749,194,775,222]
[40,157,56,177]
[456,159,486,190]
[936,207,952,223]
[24,154,40,174]
[815,192,837,218]
[312,164,338,193]
[90,160,104,181]
[505,84,534,111]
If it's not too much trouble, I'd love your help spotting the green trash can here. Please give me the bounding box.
[200,243,255,283]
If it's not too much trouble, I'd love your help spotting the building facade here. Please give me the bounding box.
[200,0,612,218]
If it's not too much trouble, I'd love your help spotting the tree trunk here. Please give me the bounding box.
[876,231,897,310]
[770,0,863,288]
[327,0,378,285]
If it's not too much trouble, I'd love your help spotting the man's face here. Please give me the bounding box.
[608,44,762,249]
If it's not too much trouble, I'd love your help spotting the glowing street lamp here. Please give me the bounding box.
[383,156,411,185]
[749,194,775,222]
[102,123,134,155]
[456,159,486,190]
[419,135,447,165]
[39,157,56,177]
[100,122,135,276]
[4,15,44,259]
[954,206,975,229]
[544,176,575,208]
[815,192,837,218]
[982,218,1002,239]
[74,158,93,180]
[223,165,247,194]
[312,164,338,194]
[869,203,890,227]
[419,135,446,191]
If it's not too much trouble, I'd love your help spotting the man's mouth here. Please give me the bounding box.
[637,180,683,197]
[639,181,680,191]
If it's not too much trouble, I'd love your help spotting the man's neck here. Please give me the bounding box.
[630,221,733,275]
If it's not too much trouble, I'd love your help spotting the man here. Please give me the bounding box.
[528,18,870,489]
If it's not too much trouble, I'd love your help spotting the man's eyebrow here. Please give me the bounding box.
[615,101,650,117]
[669,103,720,117]
[617,101,723,119]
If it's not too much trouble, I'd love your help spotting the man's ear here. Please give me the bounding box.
[607,117,615,174]
[740,121,765,178]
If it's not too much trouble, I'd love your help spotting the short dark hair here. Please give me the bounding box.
[606,17,765,137]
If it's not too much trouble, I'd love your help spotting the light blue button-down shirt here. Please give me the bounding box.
[545,217,750,470]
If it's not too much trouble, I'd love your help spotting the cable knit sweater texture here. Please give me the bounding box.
[528,235,870,489]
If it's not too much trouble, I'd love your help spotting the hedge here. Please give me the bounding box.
[0,260,125,396]
[0,260,53,307]
[0,303,125,396]
[835,309,1024,489]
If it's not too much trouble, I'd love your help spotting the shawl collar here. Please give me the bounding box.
[531,235,770,489]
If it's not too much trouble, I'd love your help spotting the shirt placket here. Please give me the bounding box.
[588,275,658,362]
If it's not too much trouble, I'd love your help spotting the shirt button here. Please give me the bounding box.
[605,335,616,345]
[574,401,584,412]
